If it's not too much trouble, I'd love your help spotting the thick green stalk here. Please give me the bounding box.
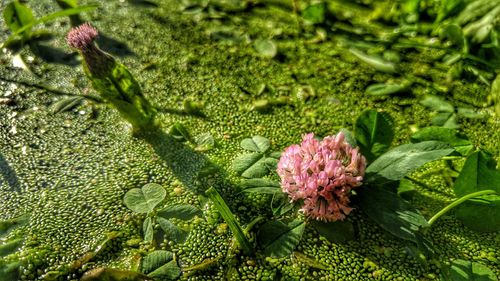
[428,190,496,226]
[205,187,253,255]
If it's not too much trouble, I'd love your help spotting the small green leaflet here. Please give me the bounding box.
[232,153,269,178]
[143,217,154,242]
[157,217,187,243]
[257,219,305,258]
[354,109,394,163]
[253,39,277,59]
[420,95,454,113]
[365,83,409,96]
[366,141,454,182]
[51,96,85,114]
[170,122,194,144]
[410,127,473,156]
[349,49,397,73]
[440,259,498,281]
[141,250,181,280]
[357,186,432,250]
[240,136,270,153]
[80,268,153,281]
[157,204,202,221]
[123,183,166,214]
[240,178,281,194]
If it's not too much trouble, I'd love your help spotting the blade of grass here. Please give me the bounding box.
[205,187,253,255]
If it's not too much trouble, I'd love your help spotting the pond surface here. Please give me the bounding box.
[0,0,499,280]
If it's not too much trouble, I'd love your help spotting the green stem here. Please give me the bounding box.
[428,190,497,226]
[205,187,253,255]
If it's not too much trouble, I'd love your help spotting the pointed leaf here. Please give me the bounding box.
[355,110,394,162]
[366,141,454,182]
[241,178,281,194]
[455,194,500,233]
[420,95,454,113]
[141,250,174,274]
[3,1,35,36]
[157,217,187,243]
[148,260,181,280]
[157,204,202,221]
[232,153,270,178]
[143,217,153,242]
[123,183,166,214]
[454,151,500,196]
[257,219,305,258]
[240,136,270,153]
[411,127,472,155]
[357,186,429,244]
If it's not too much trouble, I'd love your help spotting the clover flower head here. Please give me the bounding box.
[277,132,366,221]
[67,23,99,51]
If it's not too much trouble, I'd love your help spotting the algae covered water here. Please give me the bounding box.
[0,0,499,280]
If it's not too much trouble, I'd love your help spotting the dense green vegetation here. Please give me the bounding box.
[0,0,499,280]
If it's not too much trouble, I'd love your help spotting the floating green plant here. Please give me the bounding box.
[67,23,157,133]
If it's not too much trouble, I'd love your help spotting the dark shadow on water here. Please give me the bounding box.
[0,154,21,192]
[139,129,210,192]
[29,43,79,66]
[97,34,135,57]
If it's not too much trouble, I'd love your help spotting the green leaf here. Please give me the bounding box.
[257,219,305,258]
[455,194,500,232]
[169,122,194,143]
[420,95,454,113]
[55,0,78,8]
[357,186,430,244]
[240,136,270,153]
[365,83,409,96]
[349,49,397,73]
[302,2,326,24]
[254,39,277,59]
[51,96,85,114]
[148,260,181,280]
[440,24,466,49]
[431,112,459,129]
[355,109,394,163]
[143,217,154,243]
[397,179,417,200]
[454,151,500,196]
[123,183,166,214]
[205,187,253,255]
[410,127,473,155]
[157,217,187,243]
[195,133,215,152]
[141,250,174,274]
[311,220,355,243]
[440,259,497,281]
[141,251,181,280]
[240,178,281,194]
[366,141,454,182]
[157,204,202,221]
[3,1,35,38]
[3,4,98,42]
[232,153,270,178]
